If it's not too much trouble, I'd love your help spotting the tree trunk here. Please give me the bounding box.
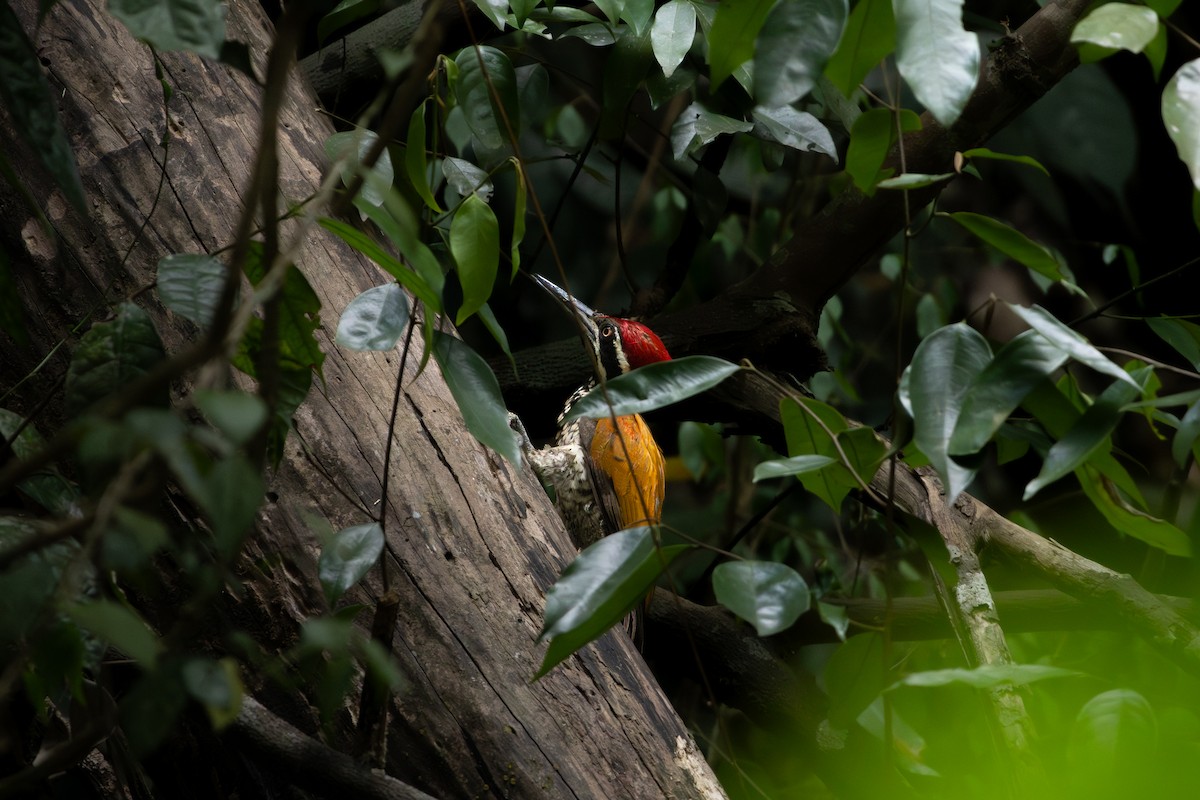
[0,0,724,796]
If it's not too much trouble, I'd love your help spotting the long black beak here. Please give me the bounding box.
[532,274,600,343]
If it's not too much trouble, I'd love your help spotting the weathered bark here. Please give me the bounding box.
[0,0,724,796]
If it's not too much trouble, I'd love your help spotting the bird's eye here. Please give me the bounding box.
[600,323,616,338]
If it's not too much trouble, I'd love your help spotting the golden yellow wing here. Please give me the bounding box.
[589,413,665,530]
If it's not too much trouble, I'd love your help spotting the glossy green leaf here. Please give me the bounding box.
[755,0,847,106]
[818,601,850,640]
[1172,400,1200,467]
[876,172,953,189]
[451,194,500,324]
[670,102,755,160]
[621,0,654,35]
[182,657,244,730]
[712,561,810,636]
[888,664,1081,691]
[751,105,838,162]
[318,216,439,310]
[65,600,160,667]
[780,396,886,511]
[946,212,1064,282]
[893,0,979,126]
[476,302,513,362]
[325,129,394,208]
[510,159,527,278]
[1076,465,1190,556]
[961,147,1049,176]
[753,454,836,482]
[824,0,894,98]
[1144,23,1167,80]
[1164,59,1200,191]
[650,0,696,78]
[1008,303,1141,390]
[336,283,409,351]
[708,0,775,90]
[317,0,379,43]
[319,523,385,605]
[193,389,267,446]
[949,331,1069,456]
[405,102,442,212]
[1071,4,1159,54]
[157,253,227,329]
[1146,317,1200,370]
[65,303,166,416]
[593,0,626,24]
[108,0,226,57]
[242,246,325,373]
[0,4,86,211]
[845,107,921,194]
[905,323,991,501]
[537,527,688,677]
[432,332,521,465]
[1024,368,1149,499]
[561,22,618,46]
[563,356,740,422]
[456,46,519,151]
[442,156,494,201]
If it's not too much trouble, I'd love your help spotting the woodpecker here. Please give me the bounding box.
[514,274,672,551]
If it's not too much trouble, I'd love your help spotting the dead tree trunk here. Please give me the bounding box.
[0,0,724,796]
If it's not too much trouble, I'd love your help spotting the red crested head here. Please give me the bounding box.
[607,316,672,370]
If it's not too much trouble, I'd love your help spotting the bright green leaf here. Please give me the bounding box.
[670,102,755,160]
[751,105,838,162]
[621,0,654,35]
[242,245,324,373]
[712,561,810,636]
[432,332,522,465]
[1147,316,1200,370]
[65,303,166,416]
[563,356,741,422]
[1173,400,1200,467]
[537,527,688,677]
[708,0,775,90]
[893,0,979,126]
[1076,465,1191,556]
[845,107,921,194]
[318,216,439,310]
[157,253,227,329]
[442,156,494,201]
[319,523,385,605]
[755,0,848,107]
[818,601,850,640]
[824,0,894,97]
[336,283,410,351]
[451,194,500,324]
[64,600,160,667]
[593,0,626,24]
[752,454,836,482]
[945,212,1064,282]
[888,664,1081,691]
[510,159,527,278]
[780,396,886,510]
[1007,303,1141,390]
[405,101,442,212]
[0,4,86,211]
[961,147,1050,176]
[193,389,268,446]
[469,0,508,29]
[1071,4,1159,54]
[1164,59,1200,191]
[650,0,696,78]
[876,172,954,189]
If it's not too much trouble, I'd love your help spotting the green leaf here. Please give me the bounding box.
[1172,400,1200,467]
[650,0,696,79]
[563,356,740,422]
[1146,317,1200,370]
[203,454,264,558]
[876,172,953,189]
[451,194,500,324]
[593,0,626,24]
[1076,465,1191,556]
[845,107,921,195]
[537,528,688,677]
[601,25,655,138]
[753,454,836,482]
[561,22,618,46]
[824,0,894,98]
[321,213,439,310]
[670,102,755,160]
[905,322,992,501]
[432,332,522,465]
[754,0,848,107]
[317,0,380,43]
[0,409,78,516]
[319,523,385,605]
[708,0,775,90]
[193,389,267,445]
[961,147,1049,176]
[456,46,519,151]
[818,601,850,640]
[442,156,494,201]
[780,396,886,511]
[750,105,838,162]
[405,101,442,212]
[949,331,1068,456]
[621,0,654,35]
[1071,3,1159,54]
[893,0,979,126]
[0,4,86,211]
[945,212,1064,282]
[712,561,810,636]
[1164,59,1200,191]
[325,129,394,208]
[1068,690,1158,795]
[64,600,160,667]
[825,632,884,726]
[65,303,166,416]
[888,664,1081,691]
[242,247,324,373]
[182,657,244,730]
[509,159,527,278]
[0,518,78,644]
[1007,303,1141,390]
[108,0,227,57]
[336,283,410,351]
[157,253,227,329]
